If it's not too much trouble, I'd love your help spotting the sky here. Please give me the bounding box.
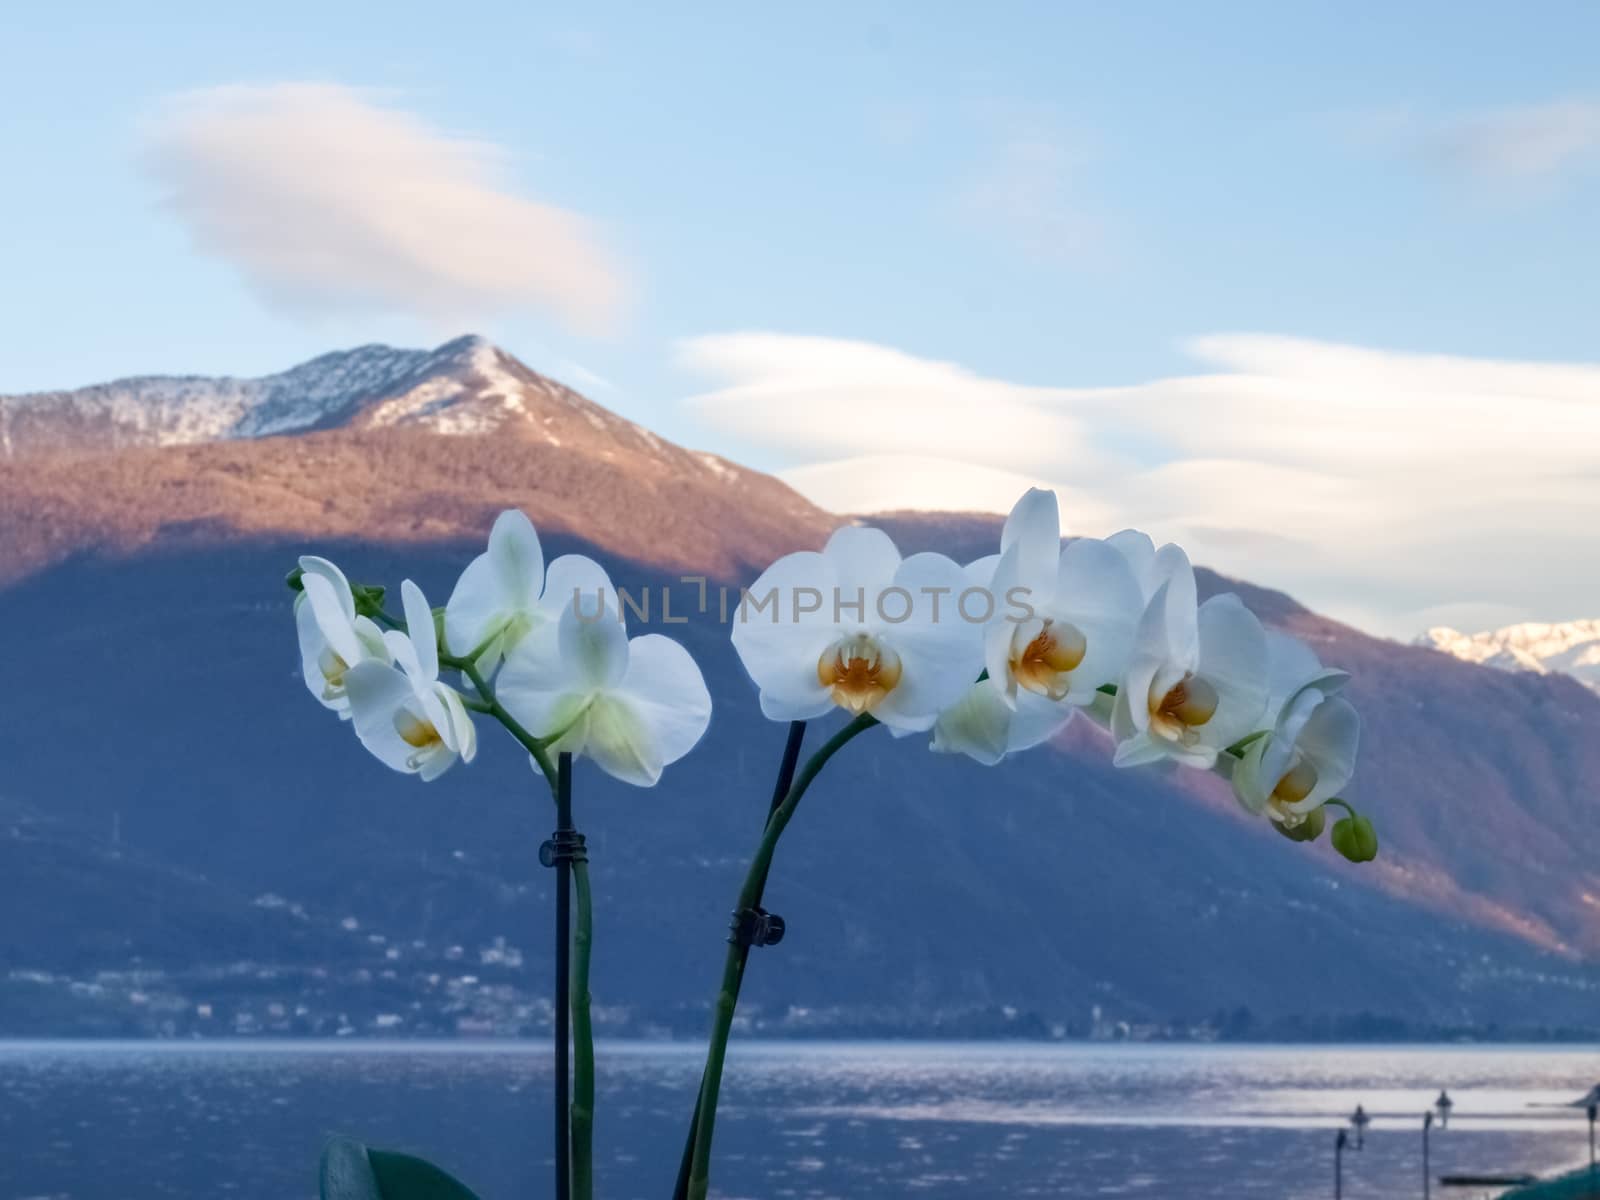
[2,2,1597,639]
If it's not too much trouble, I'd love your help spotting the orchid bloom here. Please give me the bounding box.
[1106,527,1196,606]
[932,489,1141,764]
[344,580,477,781]
[1110,550,1269,769]
[295,555,392,718]
[730,525,982,734]
[1231,633,1360,826]
[443,509,615,674]
[497,600,711,786]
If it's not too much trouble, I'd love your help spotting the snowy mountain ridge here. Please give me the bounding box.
[1417,619,1600,693]
[0,335,648,458]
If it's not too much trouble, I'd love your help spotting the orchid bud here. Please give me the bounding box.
[1274,805,1326,843]
[285,565,305,593]
[350,583,388,618]
[1331,812,1378,863]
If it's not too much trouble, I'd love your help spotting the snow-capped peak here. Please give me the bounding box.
[1416,620,1600,693]
[0,336,636,459]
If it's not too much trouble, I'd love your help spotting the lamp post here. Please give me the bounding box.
[1335,1128,1348,1200]
[1588,1102,1596,1174]
[1434,1089,1453,1130]
[1422,1110,1434,1200]
[1350,1104,1371,1150]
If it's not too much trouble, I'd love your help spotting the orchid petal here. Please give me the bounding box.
[931,679,1014,765]
[345,661,424,775]
[1000,488,1061,599]
[303,572,366,668]
[604,634,713,782]
[1285,695,1361,814]
[730,549,839,714]
[401,580,438,682]
[823,524,902,595]
[558,599,628,691]
[1192,594,1269,750]
[870,551,985,731]
[299,556,355,620]
[1053,537,1143,702]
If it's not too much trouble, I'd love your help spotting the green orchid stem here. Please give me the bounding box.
[1324,798,1358,818]
[447,655,561,783]
[571,857,595,1200]
[685,712,879,1200]
[671,721,809,1200]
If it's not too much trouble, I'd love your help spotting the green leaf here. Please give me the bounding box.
[320,1136,483,1200]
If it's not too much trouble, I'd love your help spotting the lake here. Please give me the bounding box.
[2,1041,1597,1199]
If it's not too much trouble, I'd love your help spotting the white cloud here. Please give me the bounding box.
[1357,97,1600,187]
[782,455,1113,530]
[1429,98,1600,182]
[678,331,1600,638]
[142,83,631,333]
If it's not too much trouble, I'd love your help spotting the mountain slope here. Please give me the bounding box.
[2,341,1599,1037]
[0,335,682,455]
[1419,621,1600,694]
[0,337,826,587]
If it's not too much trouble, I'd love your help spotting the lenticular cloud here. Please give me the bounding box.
[143,83,631,333]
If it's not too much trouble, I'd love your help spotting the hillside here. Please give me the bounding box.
[2,339,1598,1038]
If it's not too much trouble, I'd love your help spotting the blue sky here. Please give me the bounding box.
[3,2,1598,636]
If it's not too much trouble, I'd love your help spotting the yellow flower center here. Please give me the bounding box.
[1010,619,1087,700]
[395,709,444,768]
[319,648,350,699]
[1272,757,1319,805]
[817,633,903,714]
[1149,673,1219,739]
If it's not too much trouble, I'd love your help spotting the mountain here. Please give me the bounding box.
[1418,621,1600,694]
[0,336,823,587]
[3,337,1599,1040]
[0,334,674,453]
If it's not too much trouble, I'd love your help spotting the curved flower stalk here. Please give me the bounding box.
[1109,551,1271,770]
[1231,633,1361,828]
[933,489,1141,764]
[444,508,616,676]
[289,509,711,1200]
[685,490,1375,1200]
[730,525,982,731]
[499,598,713,788]
[295,555,392,717]
[345,581,477,781]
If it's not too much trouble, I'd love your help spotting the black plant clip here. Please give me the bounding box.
[729,906,786,948]
[538,830,588,868]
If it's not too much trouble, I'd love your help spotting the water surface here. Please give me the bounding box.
[2,1040,1597,1198]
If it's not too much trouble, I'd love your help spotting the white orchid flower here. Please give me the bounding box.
[1106,528,1191,605]
[497,600,712,787]
[730,525,982,735]
[932,489,1141,764]
[1110,550,1269,769]
[344,580,477,781]
[295,555,392,718]
[1232,633,1360,825]
[443,509,616,674]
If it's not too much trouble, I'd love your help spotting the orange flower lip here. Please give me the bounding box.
[1150,673,1219,738]
[818,633,903,714]
[1010,619,1087,700]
